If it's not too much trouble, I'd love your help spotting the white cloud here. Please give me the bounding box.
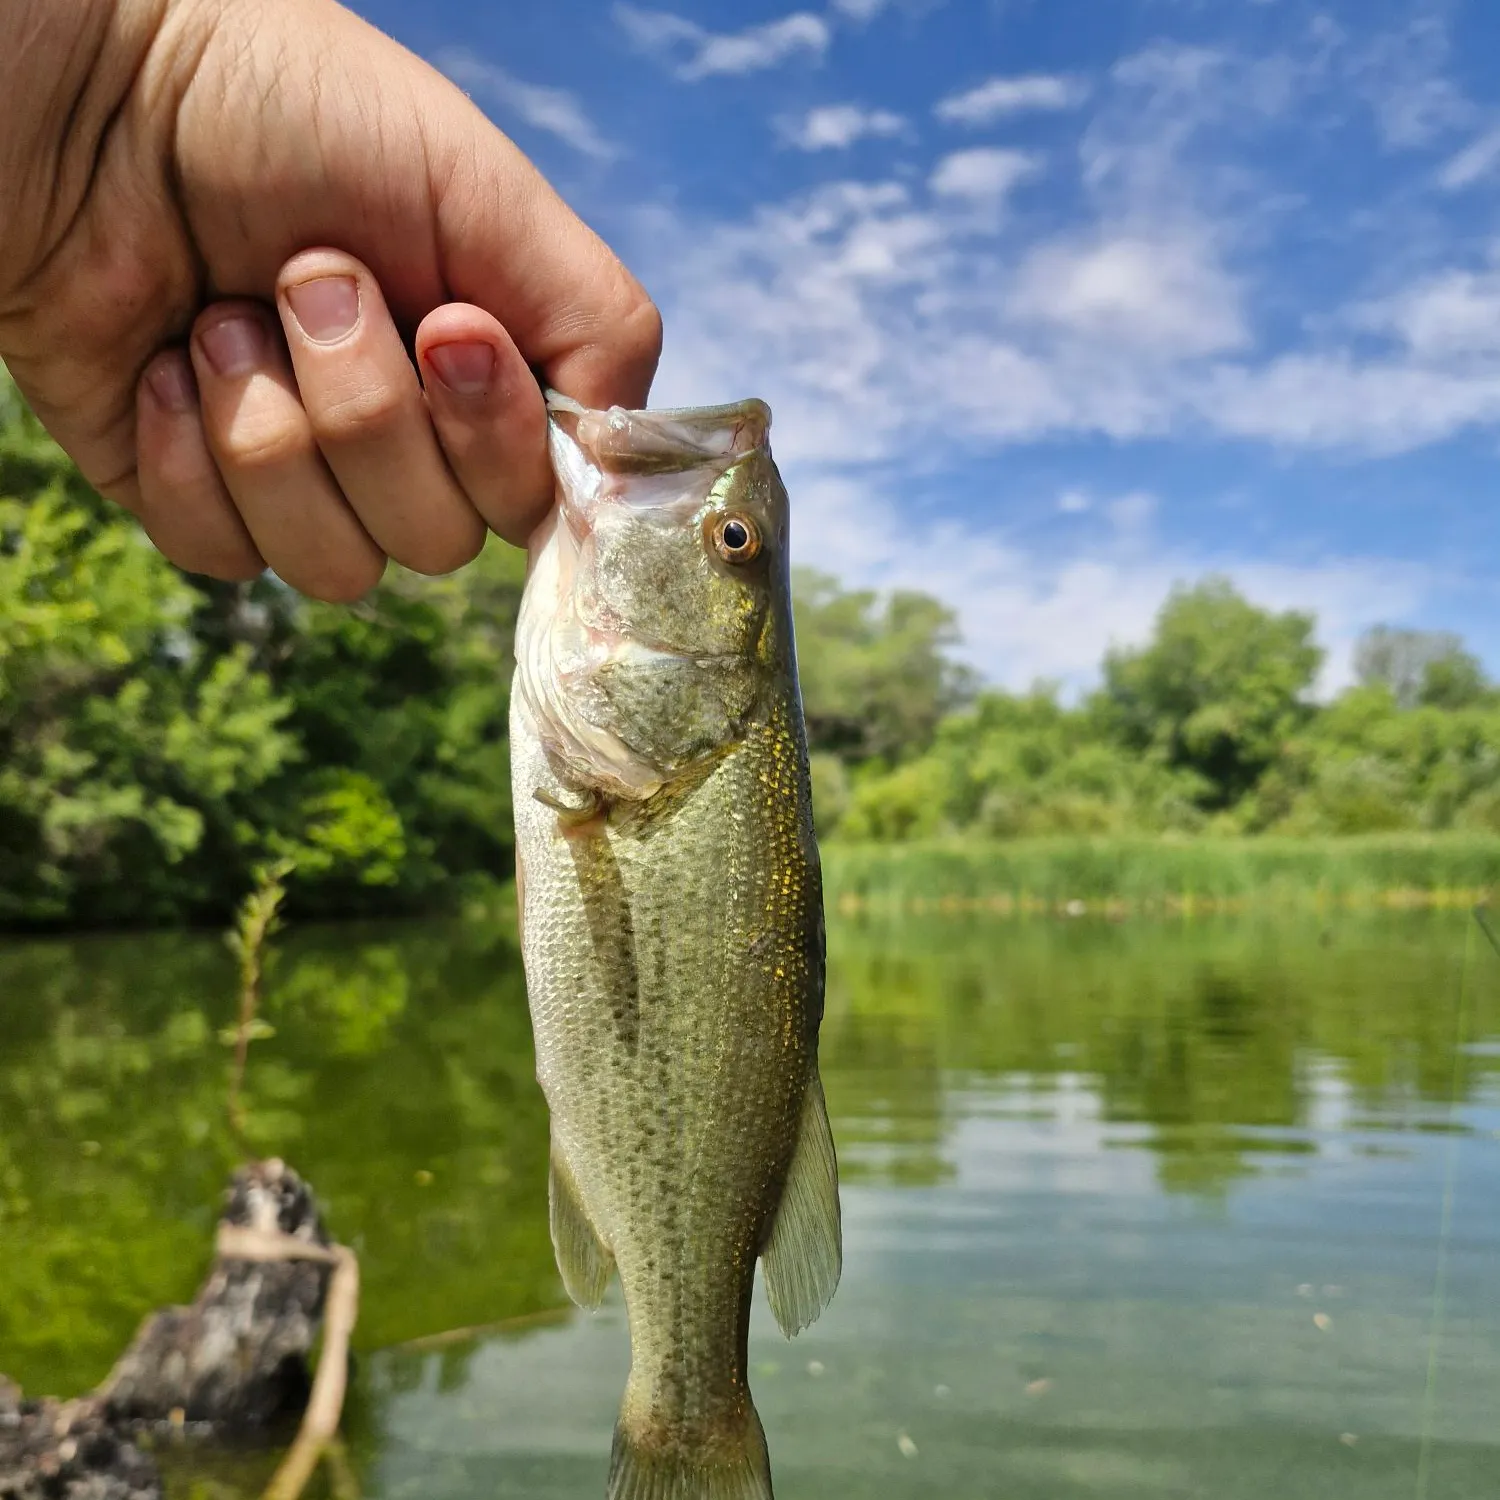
[779,104,907,151]
[1347,15,1472,149]
[1111,43,1225,99]
[614,6,830,80]
[786,477,1423,694]
[929,147,1040,201]
[1010,233,1247,358]
[1360,265,1500,359]
[623,13,1500,677]
[830,0,889,18]
[1200,356,1500,454]
[935,73,1089,125]
[1439,125,1500,190]
[435,49,616,159]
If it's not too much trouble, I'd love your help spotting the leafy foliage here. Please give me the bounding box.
[793,568,976,762]
[831,582,1500,843]
[0,369,523,927]
[1100,578,1322,807]
[1355,625,1488,709]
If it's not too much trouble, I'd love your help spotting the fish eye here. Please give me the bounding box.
[712,513,762,565]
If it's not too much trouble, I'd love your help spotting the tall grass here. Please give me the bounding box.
[822,834,1500,915]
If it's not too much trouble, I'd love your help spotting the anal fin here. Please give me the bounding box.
[549,1142,614,1309]
[761,1069,842,1338]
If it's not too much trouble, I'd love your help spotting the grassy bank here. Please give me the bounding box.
[821,834,1500,915]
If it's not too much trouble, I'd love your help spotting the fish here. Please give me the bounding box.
[509,392,841,1500]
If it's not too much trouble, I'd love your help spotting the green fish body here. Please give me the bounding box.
[510,395,840,1500]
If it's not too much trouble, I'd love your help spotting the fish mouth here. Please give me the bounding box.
[542,393,774,606]
[545,391,770,479]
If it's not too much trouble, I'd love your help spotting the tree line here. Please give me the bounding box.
[3,371,1495,927]
[815,580,1500,844]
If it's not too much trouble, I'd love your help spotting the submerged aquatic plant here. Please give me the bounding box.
[224,858,295,1149]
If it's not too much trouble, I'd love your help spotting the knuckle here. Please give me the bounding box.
[146,444,215,495]
[311,386,412,447]
[610,281,664,371]
[214,412,312,476]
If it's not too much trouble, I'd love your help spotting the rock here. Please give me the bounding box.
[0,1380,161,1500]
[98,1159,333,1429]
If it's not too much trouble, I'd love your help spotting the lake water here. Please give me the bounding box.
[3,909,1499,1498]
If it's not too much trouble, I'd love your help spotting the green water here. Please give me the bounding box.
[2,912,1499,1498]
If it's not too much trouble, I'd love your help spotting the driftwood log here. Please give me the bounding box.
[0,1161,350,1500]
[0,1381,161,1500]
[100,1159,333,1427]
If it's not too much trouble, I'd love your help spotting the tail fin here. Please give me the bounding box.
[607,1401,773,1500]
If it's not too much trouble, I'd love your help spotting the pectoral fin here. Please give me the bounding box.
[534,787,607,829]
[549,1143,614,1309]
[761,1069,842,1338]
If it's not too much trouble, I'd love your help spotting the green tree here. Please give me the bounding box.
[1355,625,1489,710]
[0,368,528,927]
[792,568,975,764]
[266,539,526,916]
[1101,578,1322,809]
[0,374,299,923]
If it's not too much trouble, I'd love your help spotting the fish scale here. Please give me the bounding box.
[511,396,841,1500]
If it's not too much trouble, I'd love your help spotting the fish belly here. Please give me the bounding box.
[512,695,829,1498]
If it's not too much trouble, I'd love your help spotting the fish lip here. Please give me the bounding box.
[545,390,771,473]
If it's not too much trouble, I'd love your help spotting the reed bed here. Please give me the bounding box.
[821,835,1500,917]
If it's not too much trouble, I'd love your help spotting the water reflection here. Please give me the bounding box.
[1,910,1498,1497]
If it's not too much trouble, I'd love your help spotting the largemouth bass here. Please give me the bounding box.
[510,393,841,1500]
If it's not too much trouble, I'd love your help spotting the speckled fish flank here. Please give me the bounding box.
[510,394,841,1500]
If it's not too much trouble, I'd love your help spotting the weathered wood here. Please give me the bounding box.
[0,1381,161,1500]
[99,1159,333,1429]
[2,1160,346,1500]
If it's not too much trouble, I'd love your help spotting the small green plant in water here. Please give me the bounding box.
[225,858,295,1150]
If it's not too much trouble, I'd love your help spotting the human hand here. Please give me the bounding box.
[0,0,660,598]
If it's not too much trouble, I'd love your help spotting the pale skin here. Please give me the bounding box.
[0,0,662,600]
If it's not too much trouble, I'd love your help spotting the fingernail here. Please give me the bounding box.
[285,276,360,343]
[425,342,497,396]
[199,316,265,378]
[145,355,195,413]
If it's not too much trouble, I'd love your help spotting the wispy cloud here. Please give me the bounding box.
[1358,261,1500,359]
[929,147,1040,202]
[614,6,830,80]
[1439,125,1500,190]
[436,48,617,160]
[786,477,1423,694]
[1347,14,1472,149]
[778,104,908,151]
[1010,232,1247,359]
[830,0,890,18]
[935,73,1089,125]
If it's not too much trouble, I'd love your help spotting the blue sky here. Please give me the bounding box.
[355,0,1500,692]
